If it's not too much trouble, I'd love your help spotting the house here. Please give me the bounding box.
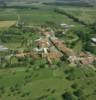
[60,23,74,29]
[68,56,84,64]
[81,52,96,65]
[68,52,96,65]
[50,37,74,56]
[35,38,50,48]
[60,23,68,27]
[81,56,95,65]
[48,52,62,60]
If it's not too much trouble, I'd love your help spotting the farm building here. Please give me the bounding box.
[60,23,75,29]
[0,45,8,51]
[68,52,96,65]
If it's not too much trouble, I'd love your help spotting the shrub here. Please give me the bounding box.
[62,91,75,100]
[66,74,75,80]
[71,83,78,89]
[73,89,83,97]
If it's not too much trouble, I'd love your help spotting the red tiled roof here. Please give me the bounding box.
[36,38,50,48]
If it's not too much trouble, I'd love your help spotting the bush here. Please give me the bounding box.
[62,91,75,100]
[71,83,78,89]
[78,95,87,100]
[66,74,75,80]
[73,89,83,97]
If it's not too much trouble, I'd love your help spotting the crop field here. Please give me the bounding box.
[0,21,16,28]
[0,7,95,26]
[0,8,80,25]
[59,7,96,24]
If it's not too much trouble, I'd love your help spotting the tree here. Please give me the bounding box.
[62,91,75,100]
[71,83,78,89]
[73,89,84,97]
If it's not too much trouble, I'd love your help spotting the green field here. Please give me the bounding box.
[59,7,96,24]
[0,8,80,25]
[0,65,96,100]
[0,6,96,25]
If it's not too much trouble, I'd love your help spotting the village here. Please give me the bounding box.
[0,23,96,67]
[32,26,96,65]
[0,1,96,99]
